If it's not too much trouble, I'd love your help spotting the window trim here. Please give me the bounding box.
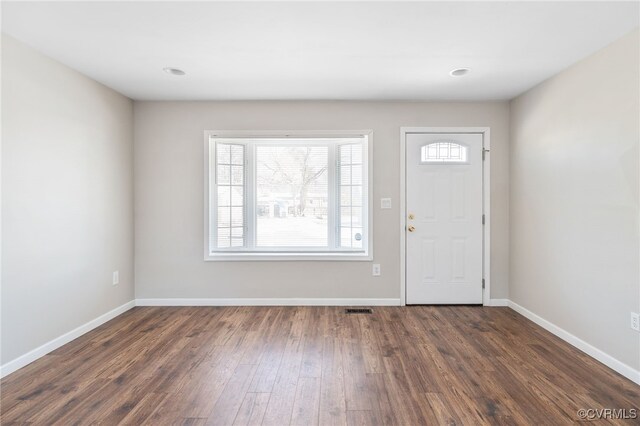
[203,130,373,261]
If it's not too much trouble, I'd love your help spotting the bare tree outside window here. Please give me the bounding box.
[256,146,329,247]
[257,146,328,217]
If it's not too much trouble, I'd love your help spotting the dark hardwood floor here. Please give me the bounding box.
[1,306,638,425]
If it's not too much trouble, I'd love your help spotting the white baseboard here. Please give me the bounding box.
[486,298,509,307]
[508,300,640,385]
[135,298,401,307]
[0,300,136,379]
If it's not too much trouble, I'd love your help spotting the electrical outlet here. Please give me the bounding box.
[380,198,392,209]
[631,312,640,332]
[112,271,119,286]
[372,264,381,276]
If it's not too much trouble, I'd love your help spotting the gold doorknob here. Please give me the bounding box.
[407,225,416,232]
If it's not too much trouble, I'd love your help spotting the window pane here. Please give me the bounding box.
[351,144,363,164]
[421,142,468,163]
[231,186,243,206]
[217,207,230,228]
[256,146,328,247]
[351,186,362,206]
[340,166,351,185]
[351,165,362,185]
[351,207,362,226]
[217,228,230,248]
[340,230,352,247]
[214,141,245,249]
[231,145,244,165]
[217,143,231,164]
[231,166,243,185]
[217,165,230,185]
[428,145,438,158]
[217,186,231,206]
[340,186,351,206]
[340,145,352,164]
[231,207,244,227]
[340,207,352,227]
[352,227,363,248]
[337,142,365,250]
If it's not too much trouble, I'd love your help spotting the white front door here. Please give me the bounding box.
[405,133,484,304]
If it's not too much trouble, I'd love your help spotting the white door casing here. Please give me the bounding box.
[405,133,484,304]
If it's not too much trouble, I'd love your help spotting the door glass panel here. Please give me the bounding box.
[421,142,468,163]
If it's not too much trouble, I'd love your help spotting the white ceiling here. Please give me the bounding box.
[2,1,638,101]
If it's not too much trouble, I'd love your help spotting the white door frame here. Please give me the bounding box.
[400,127,491,306]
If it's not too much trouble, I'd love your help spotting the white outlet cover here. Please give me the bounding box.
[372,264,381,276]
[380,198,392,209]
[113,271,119,285]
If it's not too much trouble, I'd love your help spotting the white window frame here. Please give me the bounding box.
[204,130,373,261]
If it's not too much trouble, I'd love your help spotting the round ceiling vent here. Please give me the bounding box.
[163,67,186,76]
[450,68,470,77]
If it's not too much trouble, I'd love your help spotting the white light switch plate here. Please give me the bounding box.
[380,198,392,209]
[113,271,119,286]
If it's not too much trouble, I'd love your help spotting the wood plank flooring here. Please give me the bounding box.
[1,306,638,425]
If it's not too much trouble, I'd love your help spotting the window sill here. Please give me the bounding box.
[204,252,372,262]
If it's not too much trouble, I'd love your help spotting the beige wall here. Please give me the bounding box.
[1,36,135,364]
[134,101,510,301]
[510,29,640,370]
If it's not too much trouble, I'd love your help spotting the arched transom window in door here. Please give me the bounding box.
[421,141,468,163]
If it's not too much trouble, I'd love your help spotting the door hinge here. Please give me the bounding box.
[482,279,485,289]
[482,148,490,161]
[482,214,485,225]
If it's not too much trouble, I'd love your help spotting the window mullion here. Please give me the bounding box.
[327,143,337,249]
[362,139,369,253]
[245,142,256,249]
[209,138,217,253]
